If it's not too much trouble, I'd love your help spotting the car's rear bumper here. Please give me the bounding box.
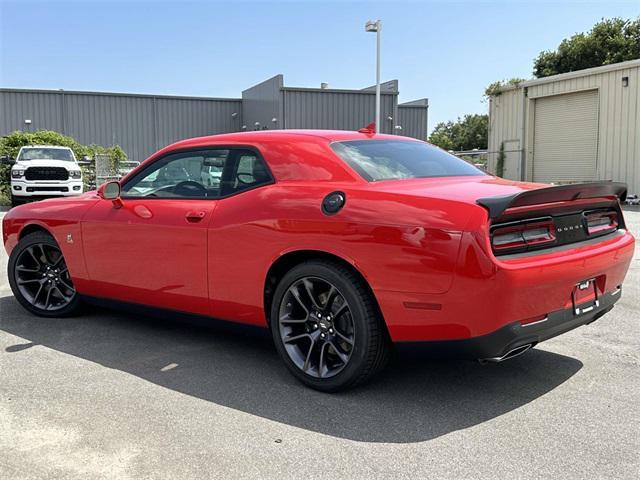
[377,229,634,342]
[396,286,621,359]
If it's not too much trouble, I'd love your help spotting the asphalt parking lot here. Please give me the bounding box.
[0,209,638,480]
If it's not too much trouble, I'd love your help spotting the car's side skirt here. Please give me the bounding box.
[79,295,270,339]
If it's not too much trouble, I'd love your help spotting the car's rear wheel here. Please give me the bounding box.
[270,260,389,392]
[8,231,82,317]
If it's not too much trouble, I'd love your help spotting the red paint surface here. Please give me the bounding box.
[3,130,635,342]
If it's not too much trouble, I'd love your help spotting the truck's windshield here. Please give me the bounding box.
[18,148,75,162]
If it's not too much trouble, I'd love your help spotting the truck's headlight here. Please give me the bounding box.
[11,169,25,178]
[69,170,82,179]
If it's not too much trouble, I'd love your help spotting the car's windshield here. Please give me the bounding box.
[331,140,486,181]
[17,148,75,162]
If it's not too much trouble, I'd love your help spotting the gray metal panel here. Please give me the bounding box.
[0,90,64,134]
[241,75,284,131]
[1,89,242,162]
[399,98,428,107]
[64,93,156,162]
[155,97,241,155]
[397,101,428,140]
[361,80,399,93]
[283,90,398,134]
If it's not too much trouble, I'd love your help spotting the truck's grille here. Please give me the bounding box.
[25,167,69,181]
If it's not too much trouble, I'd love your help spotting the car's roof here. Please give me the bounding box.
[137,129,425,184]
[167,129,420,150]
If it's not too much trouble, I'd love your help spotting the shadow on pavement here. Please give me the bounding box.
[0,295,582,443]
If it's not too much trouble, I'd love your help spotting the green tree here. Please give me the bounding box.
[428,114,488,151]
[533,17,640,78]
[484,78,526,99]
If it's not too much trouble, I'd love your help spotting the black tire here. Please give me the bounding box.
[8,231,82,317]
[270,260,389,392]
[10,195,22,208]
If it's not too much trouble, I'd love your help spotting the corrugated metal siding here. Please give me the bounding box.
[487,88,524,177]
[0,91,65,133]
[488,61,640,194]
[241,75,284,131]
[283,90,397,134]
[155,97,241,156]
[397,105,428,140]
[64,93,156,161]
[2,80,431,164]
[1,89,242,161]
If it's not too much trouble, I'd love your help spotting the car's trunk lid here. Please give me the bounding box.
[365,177,627,256]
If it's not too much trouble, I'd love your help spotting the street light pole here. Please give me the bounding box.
[365,20,382,133]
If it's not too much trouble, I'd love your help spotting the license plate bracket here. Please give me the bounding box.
[572,278,599,316]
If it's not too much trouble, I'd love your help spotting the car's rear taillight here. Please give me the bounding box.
[491,218,556,253]
[584,211,618,236]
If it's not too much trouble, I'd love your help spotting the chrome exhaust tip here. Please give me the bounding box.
[479,343,534,364]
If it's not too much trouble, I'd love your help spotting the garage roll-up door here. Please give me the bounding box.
[533,89,599,183]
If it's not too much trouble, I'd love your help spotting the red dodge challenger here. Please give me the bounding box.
[2,130,635,391]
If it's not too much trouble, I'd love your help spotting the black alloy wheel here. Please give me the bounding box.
[8,231,81,317]
[271,260,389,392]
[278,276,355,378]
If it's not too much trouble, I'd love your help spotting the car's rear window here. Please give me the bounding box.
[331,140,486,181]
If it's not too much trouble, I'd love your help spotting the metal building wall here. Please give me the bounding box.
[154,97,241,156]
[282,88,398,134]
[487,88,524,176]
[397,99,429,140]
[488,59,640,194]
[1,90,65,133]
[0,89,242,161]
[241,75,284,131]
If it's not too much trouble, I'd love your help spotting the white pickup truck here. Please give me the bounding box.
[9,146,84,207]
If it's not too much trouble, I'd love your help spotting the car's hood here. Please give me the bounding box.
[365,175,545,204]
[14,160,79,170]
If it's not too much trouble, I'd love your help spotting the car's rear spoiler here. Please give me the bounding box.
[477,181,628,220]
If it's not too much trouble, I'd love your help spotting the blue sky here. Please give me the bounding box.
[1,0,638,134]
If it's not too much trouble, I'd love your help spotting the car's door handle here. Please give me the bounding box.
[185,211,206,222]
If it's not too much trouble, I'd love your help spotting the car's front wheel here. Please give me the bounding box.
[270,260,389,392]
[8,231,82,317]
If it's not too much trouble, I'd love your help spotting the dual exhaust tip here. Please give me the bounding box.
[479,343,534,364]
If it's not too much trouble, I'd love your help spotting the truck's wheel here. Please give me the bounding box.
[270,260,389,392]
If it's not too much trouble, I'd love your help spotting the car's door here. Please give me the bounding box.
[80,148,229,315]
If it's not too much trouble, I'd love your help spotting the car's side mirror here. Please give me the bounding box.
[0,155,15,165]
[99,181,123,209]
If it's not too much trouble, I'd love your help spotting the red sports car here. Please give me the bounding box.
[3,130,635,391]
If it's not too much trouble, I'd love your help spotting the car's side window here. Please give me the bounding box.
[121,148,273,199]
[232,153,272,191]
